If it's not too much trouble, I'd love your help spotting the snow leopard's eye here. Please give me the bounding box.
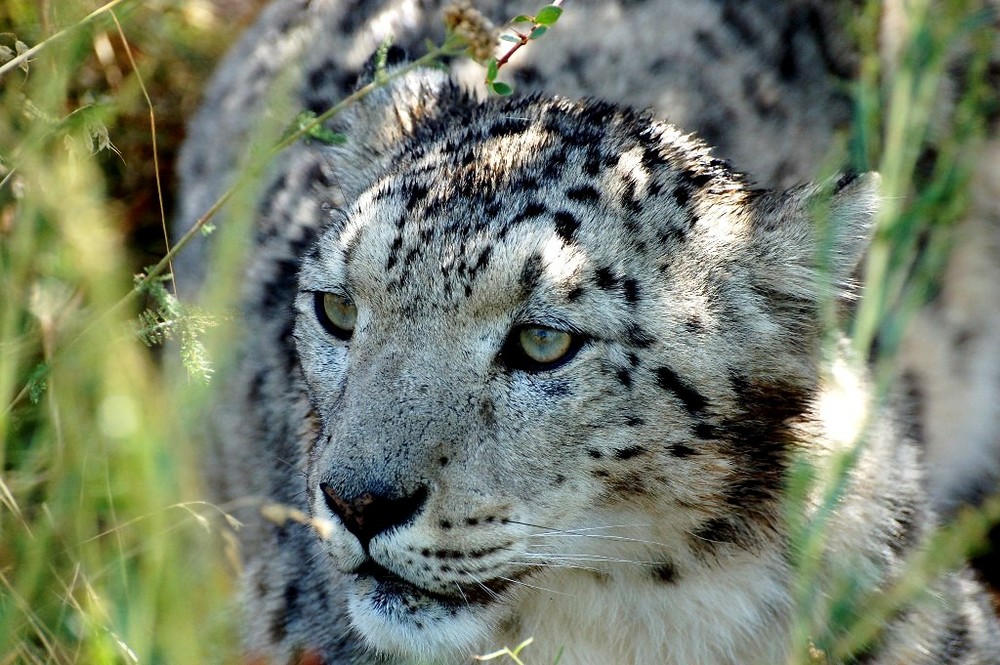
[314,292,356,340]
[501,325,581,371]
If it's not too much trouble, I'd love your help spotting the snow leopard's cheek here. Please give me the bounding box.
[290,291,356,417]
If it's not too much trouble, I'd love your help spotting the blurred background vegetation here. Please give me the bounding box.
[0,2,267,662]
[0,0,997,664]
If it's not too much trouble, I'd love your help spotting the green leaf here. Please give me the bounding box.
[292,110,347,145]
[486,58,499,83]
[490,81,514,96]
[511,14,534,23]
[308,125,347,145]
[499,34,520,43]
[535,5,563,25]
[529,26,548,40]
[373,36,394,83]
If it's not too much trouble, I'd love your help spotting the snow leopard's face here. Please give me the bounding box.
[292,97,875,660]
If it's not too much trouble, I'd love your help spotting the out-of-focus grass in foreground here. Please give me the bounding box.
[0,2,266,663]
[0,0,996,664]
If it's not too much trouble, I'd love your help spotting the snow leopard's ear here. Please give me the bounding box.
[748,172,880,303]
[335,54,463,155]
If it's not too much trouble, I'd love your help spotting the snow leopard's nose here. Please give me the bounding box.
[318,482,428,549]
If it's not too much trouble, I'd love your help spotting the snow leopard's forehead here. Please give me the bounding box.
[301,97,748,318]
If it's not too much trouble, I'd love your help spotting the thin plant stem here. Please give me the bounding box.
[110,11,172,288]
[0,0,134,78]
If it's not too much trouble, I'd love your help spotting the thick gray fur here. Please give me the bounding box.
[175,1,1000,663]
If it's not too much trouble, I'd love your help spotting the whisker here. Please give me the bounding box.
[475,581,502,602]
[509,560,604,574]
[518,522,654,537]
[515,551,652,566]
[453,581,471,608]
[506,520,664,546]
[497,576,569,597]
[304,549,328,568]
[524,531,674,549]
[270,454,304,476]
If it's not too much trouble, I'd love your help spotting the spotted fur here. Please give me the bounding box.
[176,1,1000,663]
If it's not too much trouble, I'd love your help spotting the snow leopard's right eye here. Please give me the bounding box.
[314,292,356,341]
[500,325,583,372]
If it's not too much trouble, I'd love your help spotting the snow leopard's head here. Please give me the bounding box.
[292,72,877,661]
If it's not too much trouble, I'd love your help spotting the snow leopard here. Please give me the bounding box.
[174,0,1000,663]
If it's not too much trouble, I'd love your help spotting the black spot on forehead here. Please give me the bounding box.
[619,178,643,214]
[405,182,430,210]
[693,423,720,440]
[385,233,403,271]
[510,175,540,193]
[472,246,492,273]
[623,278,640,304]
[641,145,664,171]
[304,239,322,263]
[595,267,618,290]
[583,150,603,176]
[542,104,611,146]
[508,201,547,230]
[487,117,532,139]
[679,169,716,190]
[519,253,544,292]
[566,185,601,203]
[833,171,859,193]
[553,211,580,243]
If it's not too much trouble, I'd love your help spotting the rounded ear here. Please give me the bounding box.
[318,62,466,203]
[749,172,880,303]
[337,66,457,151]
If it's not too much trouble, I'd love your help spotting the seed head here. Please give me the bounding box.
[444,1,498,63]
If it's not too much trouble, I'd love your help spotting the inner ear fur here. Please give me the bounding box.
[749,172,880,304]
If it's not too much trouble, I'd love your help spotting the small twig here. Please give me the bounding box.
[0,0,133,78]
[138,33,467,291]
[495,1,562,72]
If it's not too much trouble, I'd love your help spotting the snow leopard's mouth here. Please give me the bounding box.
[354,559,511,608]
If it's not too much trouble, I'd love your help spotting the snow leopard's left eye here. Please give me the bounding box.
[314,292,356,341]
[501,325,581,371]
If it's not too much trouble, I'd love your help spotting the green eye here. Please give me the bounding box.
[314,292,357,340]
[520,327,573,363]
[502,325,581,371]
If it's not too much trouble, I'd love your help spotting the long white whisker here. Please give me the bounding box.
[525,532,674,549]
[453,581,471,608]
[516,551,651,566]
[497,576,570,596]
[475,581,502,602]
[522,523,655,537]
[509,560,605,574]
[507,520,653,536]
